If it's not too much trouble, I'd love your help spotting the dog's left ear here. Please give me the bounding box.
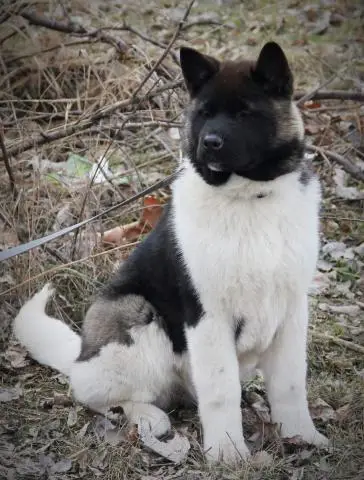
[180,47,220,97]
[252,42,293,96]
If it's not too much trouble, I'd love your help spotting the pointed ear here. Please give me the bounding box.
[252,42,293,96]
[180,47,220,97]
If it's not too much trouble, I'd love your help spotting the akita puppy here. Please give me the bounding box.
[14,42,328,464]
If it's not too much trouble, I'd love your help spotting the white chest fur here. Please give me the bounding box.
[172,164,321,358]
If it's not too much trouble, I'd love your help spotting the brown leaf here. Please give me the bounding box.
[310,398,337,422]
[102,221,144,245]
[138,418,190,464]
[142,195,163,228]
[0,385,22,402]
[4,342,29,369]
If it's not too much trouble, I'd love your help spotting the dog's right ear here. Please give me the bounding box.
[180,47,220,97]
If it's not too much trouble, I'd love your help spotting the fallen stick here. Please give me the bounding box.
[3,79,184,158]
[312,332,364,355]
[306,144,364,182]
[21,10,128,54]
[294,90,364,102]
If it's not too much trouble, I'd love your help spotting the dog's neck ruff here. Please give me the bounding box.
[176,159,301,202]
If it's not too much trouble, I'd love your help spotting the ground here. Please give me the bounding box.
[0,0,363,479]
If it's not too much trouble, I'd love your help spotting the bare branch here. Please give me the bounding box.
[307,144,364,182]
[2,79,184,159]
[21,9,128,54]
[294,90,364,102]
[0,121,17,197]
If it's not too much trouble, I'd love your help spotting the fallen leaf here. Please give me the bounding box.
[168,127,180,140]
[251,450,273,467]
[52,203,73,231]
[336,403,351,422]
[310,398,336,422]
[333,168,364,200]
[4,342,29,368]
[283,434,305,445]
[328,305,360,316]
[246,392,271,423]
[142,195,163,228]
[354,243,364,257]
[322,242,354,260]
[77,422,90,439]
[310,272,331,295]
[50,458,72,474]
[317,259,333,272]
[138,418,190,464]
[305,124,321,135]
[104,428,125,446]
[0,385,22,402]
[303,100,322,109]
[102,221,144,245]
[67,408,78,427]
[89,156,113,184]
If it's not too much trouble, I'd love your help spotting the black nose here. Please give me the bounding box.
[203,133,223,150]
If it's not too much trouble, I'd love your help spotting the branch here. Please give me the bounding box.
[312,332,364,355]
[21,10,128,54]
[306,144,364,182]
[131,0,195,99]
[0,122,17,197]
[294,90,364,102]
[295,70,341,106]
[2,79,183,159]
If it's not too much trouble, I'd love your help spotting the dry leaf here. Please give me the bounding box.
[142,195,163,228]
[251,450,274,467]
[310,398,337,422]
[0,385,22,402]
[4,342,29,369]
[138,418,190,464]
[67,408,78,427]
[102,221,143,245]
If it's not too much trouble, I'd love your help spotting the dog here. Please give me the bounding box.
[14,41,328,464]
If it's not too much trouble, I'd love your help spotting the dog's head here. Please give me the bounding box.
[180,42,305,186]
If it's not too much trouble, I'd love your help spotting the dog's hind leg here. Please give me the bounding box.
[69,320,176,437]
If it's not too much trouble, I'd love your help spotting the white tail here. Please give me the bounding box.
[13,284,81,376]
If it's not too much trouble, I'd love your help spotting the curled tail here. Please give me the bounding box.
[13,284,81,376]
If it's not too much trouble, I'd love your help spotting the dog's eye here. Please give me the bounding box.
[198,107,212,118]
[236,102,253,118]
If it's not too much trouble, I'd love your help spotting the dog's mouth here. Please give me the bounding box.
[207,162,225,172]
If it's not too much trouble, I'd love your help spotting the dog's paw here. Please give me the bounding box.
[204,435,250,465]
[283,426,329,448]
[301,429,329,448]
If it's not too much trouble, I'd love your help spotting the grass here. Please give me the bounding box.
[1,0,364,478]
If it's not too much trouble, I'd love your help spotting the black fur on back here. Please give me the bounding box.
[101,204,203,354]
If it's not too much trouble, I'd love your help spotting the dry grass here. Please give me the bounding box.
[1,0,364,479]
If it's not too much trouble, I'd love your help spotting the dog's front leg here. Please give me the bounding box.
[186,314,250,464]
[259,295,328,446]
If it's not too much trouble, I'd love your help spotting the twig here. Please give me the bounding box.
[294,90,364,102]
[6,39,97,64]
[108,24,179,64]
[307,144,364,182]
[0,121,17,197]
[2,79,184,159]
[21,10,128,54]
[320,215,364,223]
[295,70,343,106]
[0,241,141,297]
[131,0,195,100]
[312,332,364,355]
[182,19,226,30]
